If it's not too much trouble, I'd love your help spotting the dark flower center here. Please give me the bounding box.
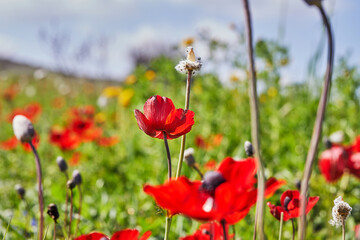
[201,171,226,194]
[284,196,292,212]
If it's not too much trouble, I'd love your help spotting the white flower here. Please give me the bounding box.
[175,47,202,74]
[329,196,352,227]
[12,115,35,143]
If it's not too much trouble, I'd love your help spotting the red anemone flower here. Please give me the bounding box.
[348,152,360,178]
[75,229,151,240]
[134,95,194,139]
[267,190,319,221]
[8,103,42,122]
[318,145,348,182]
[96,136,119,147]
[144,157,285,224]
[70,105,96,119]
[180,222,233,240]
[49,127,81,151]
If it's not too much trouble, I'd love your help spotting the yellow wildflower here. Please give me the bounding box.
[125,74,137,85]
[145,70,156,81]
[118,88,135,107]
[102,86,122,98]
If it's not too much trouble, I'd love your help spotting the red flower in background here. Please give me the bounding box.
[134,95,194,139]
[180,222,233,240]
[70,118,102,142]
[96,136,119,147]
[195,134,223,150]
[348,152,360,178]
[0,136,18,150]
[144,157,285,224]
[8,103,42,122]
[49,127,81,151]
[22,134,40,152]
[318,145,348,182]
[75,229,151,240]
[267,190,319,221]
[69,152,81,166]
[70,105,95,119]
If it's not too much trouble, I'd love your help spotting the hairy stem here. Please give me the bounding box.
[176,70,192,178]
[29,142,44,240]
[299,4,334,240]
[241,0,266,239]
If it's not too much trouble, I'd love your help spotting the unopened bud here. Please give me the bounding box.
[72,170,82,185]
[15,184,26,199]
[295,180,302,190]
[324,138,332,149]
[184,148,195,166]
[47,203,59,223]
[12,115,35,143]
[329,131,344,144]
[67,179,76,190]
[56,156,68,172]
[244,141,254,157]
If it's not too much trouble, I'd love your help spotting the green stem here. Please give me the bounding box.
[29,142,44,240]
[175,71,192,178]
[278,212,284,240]
[299,4,334,240]
[64,172,69,232]
[68,189,74,240]
[221,220,228,240]
[163,132,172,180]
[74,185,82,237]
[291,219,295,240]
[342,222,345,240]
[164,216,172,240]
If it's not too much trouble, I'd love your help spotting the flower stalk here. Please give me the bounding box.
[241,0,266,239]
[221,220,228,240]
[29,142,44,240]
[279,212,284,240]
[299,3,334,240]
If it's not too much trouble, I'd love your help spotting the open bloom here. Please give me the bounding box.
[267,190,319,221]
[75,229,151,240]
[134,95,194,139]
[144,157,285,224]
[180,222,233,240]
[318,145,348,182]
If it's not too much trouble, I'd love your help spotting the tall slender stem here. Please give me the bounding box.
[176,71,192,178]
[299,4,334,240]
[164,216,172,240]
[74,185,82,237]
[342,222,345,240]
[221,220,228,240]
[29,142,44,240]
[279,212,284,240]
[192,165,204,179]
[163,132,172,180]
[291,219,295,240]
[68,189,74,240]
[53,221,56,240]
[64,173,69,231]
[241,1,266,239]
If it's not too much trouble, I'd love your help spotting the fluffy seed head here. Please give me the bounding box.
[12,115,35,143]
[329,196,352,227]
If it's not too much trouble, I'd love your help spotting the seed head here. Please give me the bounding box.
[175,47,202,74]
[12,115,35,143]
[47,203,59,223]
[72,170,82,185]
[56,156,68,172]
[15,184,26,199]
[67,179,76,190]
[244,141,254,157]
[329,196,352,227]
[184,148,195,167]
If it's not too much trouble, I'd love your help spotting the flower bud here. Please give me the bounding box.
[12,115,35,143]
[184,148,195,167]
[72,170,82,185]
[244,141,254,157]
[15,184,26,199]
[67,179,76,190]
[47,203,59,223]
[323,137,332,149]
[56,156,68,172]
[329,130,344,144]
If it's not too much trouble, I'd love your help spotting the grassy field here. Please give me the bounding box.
[0,49,360,239]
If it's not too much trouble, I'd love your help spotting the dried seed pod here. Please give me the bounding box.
[47,203,59,223]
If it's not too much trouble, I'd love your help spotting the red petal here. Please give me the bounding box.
[75,232,109,240]
[267,202,291,221]
[139,231,152,240]
[265,178,286,198]
[318,146,347,182]
[134,109,157,138]
[306,196,320,215]
[164,109,195,139]
[143,95,174,130]
[110,229,139,240]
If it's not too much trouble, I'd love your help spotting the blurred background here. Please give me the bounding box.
[0,0,359,83]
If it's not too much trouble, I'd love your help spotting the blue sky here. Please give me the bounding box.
[0,0,359,83]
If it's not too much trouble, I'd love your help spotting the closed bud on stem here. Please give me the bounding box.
[72,170,82,185]
[184,148,195,167]
[56,156,68,172]
[47,203,59,223]
[324,137,332,149]
[12,115,35,143]
[67,179,76,190]
[15,184,26,199]
[244,141,254,157]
